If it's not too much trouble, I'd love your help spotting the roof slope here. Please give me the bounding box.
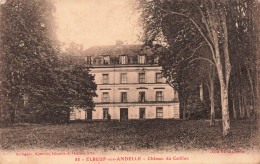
[83,44,143,57]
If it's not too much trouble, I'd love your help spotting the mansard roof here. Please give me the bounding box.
[83,44,154,57]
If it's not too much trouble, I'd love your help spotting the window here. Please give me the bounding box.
[121,92,127,103]
[156,107,163,118]
[139,92,145,102]
[85,56,92,65]
[120,73,127,84]
[103,55,110,64]
[102,92,109,102]
[139,108,145,119]
[156,73,162,83]
[139,73,145,84]
[156,91,163,102]
[103,108,109,119]
[154,56,159,64]
[103,74,109,84]
[120,55,128,64]
[138,55,146,64]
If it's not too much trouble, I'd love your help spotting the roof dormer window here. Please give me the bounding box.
[138,54,146,64]
[119,55,128,64]
[102,55,110,65]
[154,56,159,64]
[85,56,92,65]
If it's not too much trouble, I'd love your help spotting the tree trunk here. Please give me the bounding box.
[244,96,251,119]
[246,66,255,109]
[183,101,186,120]
[255,2,260,121]
[215,47,231,135]
[208,65,215,126]
[10,95,21,124]
[232,95,237,119]
[238,91,243,119]
[10,108,15,124]
[214,45,231,135]
[220,6,231,136]
[200,83,204,102]
[210,8,231,136]
[241,95,246,119]
[209,81,215,126]
[246,105,251,119]
[213,38,231,136]
[214,52,231,135]
[220,85,230,136]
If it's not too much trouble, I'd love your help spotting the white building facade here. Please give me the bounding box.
[70,44,180,121]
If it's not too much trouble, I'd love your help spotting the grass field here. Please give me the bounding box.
[0,119,258,151]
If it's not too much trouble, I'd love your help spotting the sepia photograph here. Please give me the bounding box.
[0,0,259,163]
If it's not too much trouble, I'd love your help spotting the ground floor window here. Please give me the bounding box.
[139,108,145,119]
[103,108,109,119]
[156,107,163,118]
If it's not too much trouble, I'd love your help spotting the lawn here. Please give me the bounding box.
[0,119,259,151]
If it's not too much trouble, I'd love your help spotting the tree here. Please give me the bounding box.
[0,0,98,124]
[56,57,97,107]
[0,0,60,124]
[61,42,85,66]
[177,0,231,136]
[42,63,97,123]
[134,0,258,136]
[256,2,260,120]
[228,0,258,120]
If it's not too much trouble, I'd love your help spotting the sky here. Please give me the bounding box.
[52,0,141,50]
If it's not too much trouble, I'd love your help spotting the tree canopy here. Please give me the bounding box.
[0,0,97,124]
[134,0,259,136]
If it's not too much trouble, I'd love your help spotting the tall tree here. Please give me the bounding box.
[254,1,260,120]
[40,63,97,123]
[0,0,97,124]
[55,55,97,109]
[134,0,259,135]
[0,0,58,123]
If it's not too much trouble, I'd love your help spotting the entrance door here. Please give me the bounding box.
[139,108,145,119]
[120,108,128,121]
[87,109,92,120]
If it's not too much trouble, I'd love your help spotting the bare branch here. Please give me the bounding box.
[182,63,196,71]
[159,7,216,63]
[184,43,208,61]
[195,1,214,41]
[188,57,216,66]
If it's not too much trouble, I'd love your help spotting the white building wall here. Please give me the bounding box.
[113,107,120,120]
[128,107,139,119]
[92,108,103,119]
[91,103,179,120]
[146,107,156,119]
[71,65,180,121]
[91,67,167,85]
[93,85,175,103]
